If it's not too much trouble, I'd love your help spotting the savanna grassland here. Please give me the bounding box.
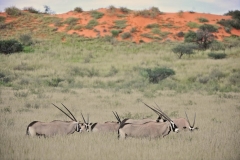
[1,8,240,160]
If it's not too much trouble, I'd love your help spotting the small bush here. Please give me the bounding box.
[130,27,137,33]
[198,17,209,23]
[111,30,121,37]
[23,7,39,13]
[199,24,218,32]
[114,20,127,29]
[146,23,159,29]
[64,17,79,25]
[46,78,64,87]
[224,10,240,20]
[86,19,98,29]
[143,67,175,83]
[120,7,130,14]
[208,53,227,59]
[135,9,159,18]
[5,6,23,16]
[0,16,6,22]
[229,71,240,85]
[121,32,131,39]
[0,39,23,54]
[19,34,33,46]
[108,5,116,12]
[187,22,200,28]
[74,7,83,13]
[90,11,104,19]
[176,31,185,37]
[184,30,197,42]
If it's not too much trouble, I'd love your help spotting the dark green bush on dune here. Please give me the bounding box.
[143,67,175,83]
[0,39,23,54]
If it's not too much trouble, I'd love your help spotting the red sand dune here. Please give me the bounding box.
[1,8,240,43]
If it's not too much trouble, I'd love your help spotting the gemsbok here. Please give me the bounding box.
[80,112,121,133]
[26,103,81,137]
[143,102,198,132]
[118,103,179,139]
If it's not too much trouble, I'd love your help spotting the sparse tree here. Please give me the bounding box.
[172,43,197,59]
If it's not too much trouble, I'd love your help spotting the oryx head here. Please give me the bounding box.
[81,113,92,132]
[185,111,198,131]
[52,103,81,132]
[142,102,179,133]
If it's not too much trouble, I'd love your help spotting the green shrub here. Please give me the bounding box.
[90,11,104,19]
[208,53,227,59]
[64,17,79,25]
[0,39,23,54]
[146,23,159,29]
[114,20,127,29]
[184,30,197,42]
[23,46,34,53]
[224,10,240,20]
[46,78,64,87]
[135,9,159,18]
[23,7,39,13]
[198,17,209,23]
[143,67,175,83]
[172,43,197,59]
[176,31,184,37]
[74,7,83,13]
[5,6,23,16]
[0,16,6,22]
[86,19,98,29]
[19,34,33,46]
[120,7,130,14]
[130,27,137,33]
[210,40,225,51]
[229,71,240,86]
[121,32,131,39]
[199,24,218,32]
[187,22,200,28]
[111,30,121,37]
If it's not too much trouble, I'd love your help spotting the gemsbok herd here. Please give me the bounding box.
[26,102,198,139]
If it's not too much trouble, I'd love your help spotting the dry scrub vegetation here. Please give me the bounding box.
[0,32,240,159]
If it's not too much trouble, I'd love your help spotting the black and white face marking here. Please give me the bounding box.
[76,123,81,132]
[170,121,179,133]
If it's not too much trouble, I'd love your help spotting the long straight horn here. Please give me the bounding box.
[52,103,74,121]
[112,111,121,123]
[81,113,87,124]
[61,103,77,122]
[87,114,89,124]
[185,111,191,127]
[115,112,121,123]
[192,113,196,127]
[154,107,172,122]
[142,101,171,122]
[141,101,162,116]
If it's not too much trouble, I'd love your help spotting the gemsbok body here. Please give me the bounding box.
[172,112,198,131]
[26,103,81,137]
[80,112,121,133]
[118,103,179,139]
[146,102,198,132]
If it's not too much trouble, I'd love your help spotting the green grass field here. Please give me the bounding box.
[0,18,240,159]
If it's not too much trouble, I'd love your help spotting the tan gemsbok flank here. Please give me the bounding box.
[80,112,121,133]
[118,102,179,139]
[26,103,81,137]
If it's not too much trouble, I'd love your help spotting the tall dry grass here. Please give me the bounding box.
[0,88,240,160]
[0,35,240,160]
